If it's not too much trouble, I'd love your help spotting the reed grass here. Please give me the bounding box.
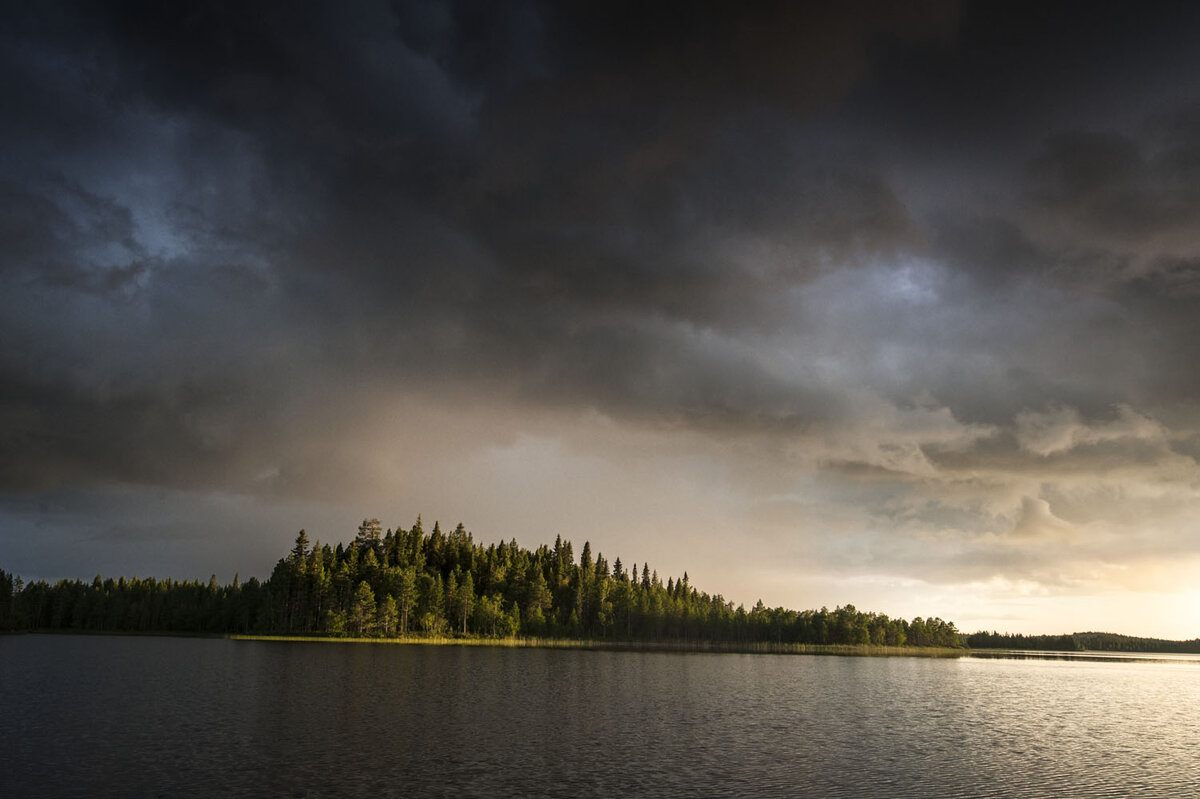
[225,633,966,657]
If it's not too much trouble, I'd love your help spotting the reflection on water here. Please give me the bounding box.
[966,649,1200,664]
[3,635,1199,797]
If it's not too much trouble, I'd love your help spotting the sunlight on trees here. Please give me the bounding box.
[0,521,995,651]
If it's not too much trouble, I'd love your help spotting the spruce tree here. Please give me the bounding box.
[291,529,309,563]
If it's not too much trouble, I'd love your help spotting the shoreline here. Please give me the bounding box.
[12,630,1199,662]
[226,633,967,657]
[7,628,963,657]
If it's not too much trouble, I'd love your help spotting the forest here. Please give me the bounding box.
[967,630,1200,654]
[0,517,965,648]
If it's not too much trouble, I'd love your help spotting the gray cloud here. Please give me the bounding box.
[1025,115,1200,284]
[4,1,1200,635]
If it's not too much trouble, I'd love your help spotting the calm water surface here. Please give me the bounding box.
[2,635,1198,797]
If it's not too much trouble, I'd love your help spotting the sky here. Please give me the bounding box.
[3,1,1200,639]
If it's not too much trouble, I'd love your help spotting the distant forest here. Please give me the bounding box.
[1,517,964,647]
[967,631,1200,654]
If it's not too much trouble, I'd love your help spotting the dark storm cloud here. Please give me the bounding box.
[848,0,1200,154]
[1023,109,1200,285]
[0,0,967,495]
[7,0,1200,620]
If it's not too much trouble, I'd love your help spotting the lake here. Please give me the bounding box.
[2,635,1198,797]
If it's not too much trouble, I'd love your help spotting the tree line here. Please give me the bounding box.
[967,630,1200,654]
[1,517,964,647]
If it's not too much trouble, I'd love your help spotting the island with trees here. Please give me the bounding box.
[0,517,965,652]
[9,517,1194,654]
[966,630,1200,654]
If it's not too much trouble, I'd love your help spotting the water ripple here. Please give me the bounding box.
[2,637,1198,797]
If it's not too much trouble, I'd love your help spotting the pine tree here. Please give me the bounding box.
[291,529,309,563]
[444,572,458,630]
[397,567,417,635]
[523,567,551,632]
[580,541,593,576]
[458,572,475,634]
[351,581,376,636]
[378,594,398,637]
[355,519,383,553]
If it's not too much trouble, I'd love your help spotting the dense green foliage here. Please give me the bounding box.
[967,630,1200,654]
[1,517,963,647]
[966,632,1082,651]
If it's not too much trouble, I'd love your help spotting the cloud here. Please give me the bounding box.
[1022,109,1200,286]
[1015,404,1165,457]
[812,401,997,477]
[1010,496,1073,539]
[6,1,1200,636]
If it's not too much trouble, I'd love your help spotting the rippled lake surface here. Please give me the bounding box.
[3,635,1198,797]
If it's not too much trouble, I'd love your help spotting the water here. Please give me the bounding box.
[2,635,1198,797]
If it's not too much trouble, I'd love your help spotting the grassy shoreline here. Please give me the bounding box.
[12,630,1195,660]
[224,633,968,657]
